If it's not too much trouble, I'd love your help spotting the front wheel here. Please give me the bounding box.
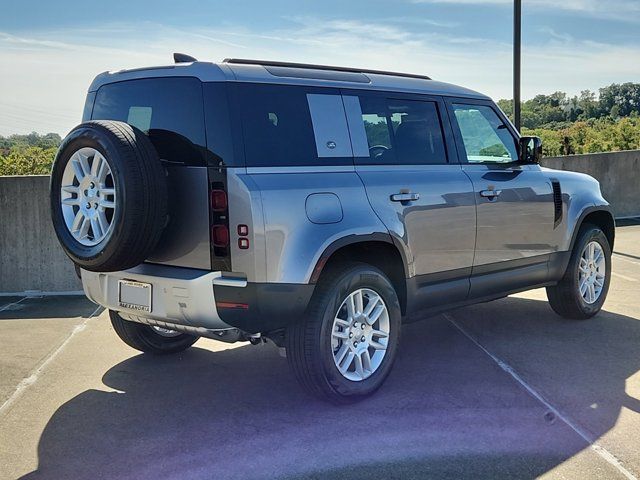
[286,263,401,403]
[546,225,611,319]
[110,310,198,354]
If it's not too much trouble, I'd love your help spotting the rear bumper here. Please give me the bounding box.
[214,282,315,334]
[81,263,315,335]
[81,263,234,331]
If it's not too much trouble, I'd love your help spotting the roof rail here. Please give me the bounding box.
[222,58,431,81]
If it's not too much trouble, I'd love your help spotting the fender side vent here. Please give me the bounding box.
[551,179,563,228]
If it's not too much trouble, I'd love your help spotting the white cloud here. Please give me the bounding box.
[386,16,461,28]
[412,0,640,22]
[1,19,639,135]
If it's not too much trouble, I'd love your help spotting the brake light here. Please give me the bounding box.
[211,225,229,247]
[210,189,228,212]
[209,179,230,267]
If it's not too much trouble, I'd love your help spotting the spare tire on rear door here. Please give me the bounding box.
[50,120,168,272]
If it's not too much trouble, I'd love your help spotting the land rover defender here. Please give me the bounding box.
[49,56,614,402]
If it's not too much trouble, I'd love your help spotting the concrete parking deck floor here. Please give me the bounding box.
[1,224,639,480]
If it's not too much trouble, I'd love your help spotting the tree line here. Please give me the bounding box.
[497,82,640,156]
[0,132,61,176]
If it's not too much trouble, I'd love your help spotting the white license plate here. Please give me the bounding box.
[118,280,152,313]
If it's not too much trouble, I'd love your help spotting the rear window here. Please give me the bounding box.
[234,84,352,167]
[92,77,206,166]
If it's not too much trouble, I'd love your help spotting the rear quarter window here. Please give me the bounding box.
[92,77,207,166]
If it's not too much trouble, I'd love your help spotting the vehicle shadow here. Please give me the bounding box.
[21,297,640,480]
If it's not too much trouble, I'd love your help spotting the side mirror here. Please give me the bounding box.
[519,136,543,164]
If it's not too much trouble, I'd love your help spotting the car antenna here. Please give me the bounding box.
[173,53,198,63]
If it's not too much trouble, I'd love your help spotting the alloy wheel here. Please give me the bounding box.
[331,288,390,381]
[60,147,116,246]
[578,240,606,304]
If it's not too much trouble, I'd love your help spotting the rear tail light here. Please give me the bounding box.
[211,225,229,247]
[209,178,231,269]
[216,302,249,310]
[210,189,228,212]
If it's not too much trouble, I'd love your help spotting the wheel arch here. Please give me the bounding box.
[310,234,409,315]
[571,206,615,252]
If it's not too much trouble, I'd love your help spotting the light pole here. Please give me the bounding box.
[514,0,522,131]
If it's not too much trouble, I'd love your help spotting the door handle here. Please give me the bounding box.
[480,189,502,198]
[390,192,420,202]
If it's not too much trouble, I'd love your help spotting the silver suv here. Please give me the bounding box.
[50,56,614,403]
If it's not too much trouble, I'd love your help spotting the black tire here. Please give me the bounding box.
[50,120,167,272]
[109,310,198,355]
[286,263,401,404]
[546,224,611,319]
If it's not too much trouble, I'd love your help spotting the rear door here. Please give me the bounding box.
[91,77,214,270]
[343,91,476,309]
[446,99,558,297]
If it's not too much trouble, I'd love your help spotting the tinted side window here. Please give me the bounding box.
[358,96,447,165]
[92,77,206,166]
[202,82,238,167]
[452,104,518,163]
[235,84,352,167]
[82,92,96,122]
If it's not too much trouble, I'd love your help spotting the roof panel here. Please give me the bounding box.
[87,60,490,100]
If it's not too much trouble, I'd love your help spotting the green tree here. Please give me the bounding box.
[0,132,61,175]
[0,145,57,175]
[599,83,640,118]
[499,83,640,129]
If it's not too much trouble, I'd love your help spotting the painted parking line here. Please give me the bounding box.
[612,272,638,282]
[444,312,638,480]
[0,297,27,313]
[613,254,640,267]
[0,304,103,418]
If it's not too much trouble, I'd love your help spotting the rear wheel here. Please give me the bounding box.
[109,310,198,355]
[286,263,401,403]
[546,225,611,319]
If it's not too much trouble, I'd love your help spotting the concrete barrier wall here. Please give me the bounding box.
[1,151,638,293]
[542,150,640,219]
[0,175,81,294]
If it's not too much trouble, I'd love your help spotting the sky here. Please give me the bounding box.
[1,0,639,136]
